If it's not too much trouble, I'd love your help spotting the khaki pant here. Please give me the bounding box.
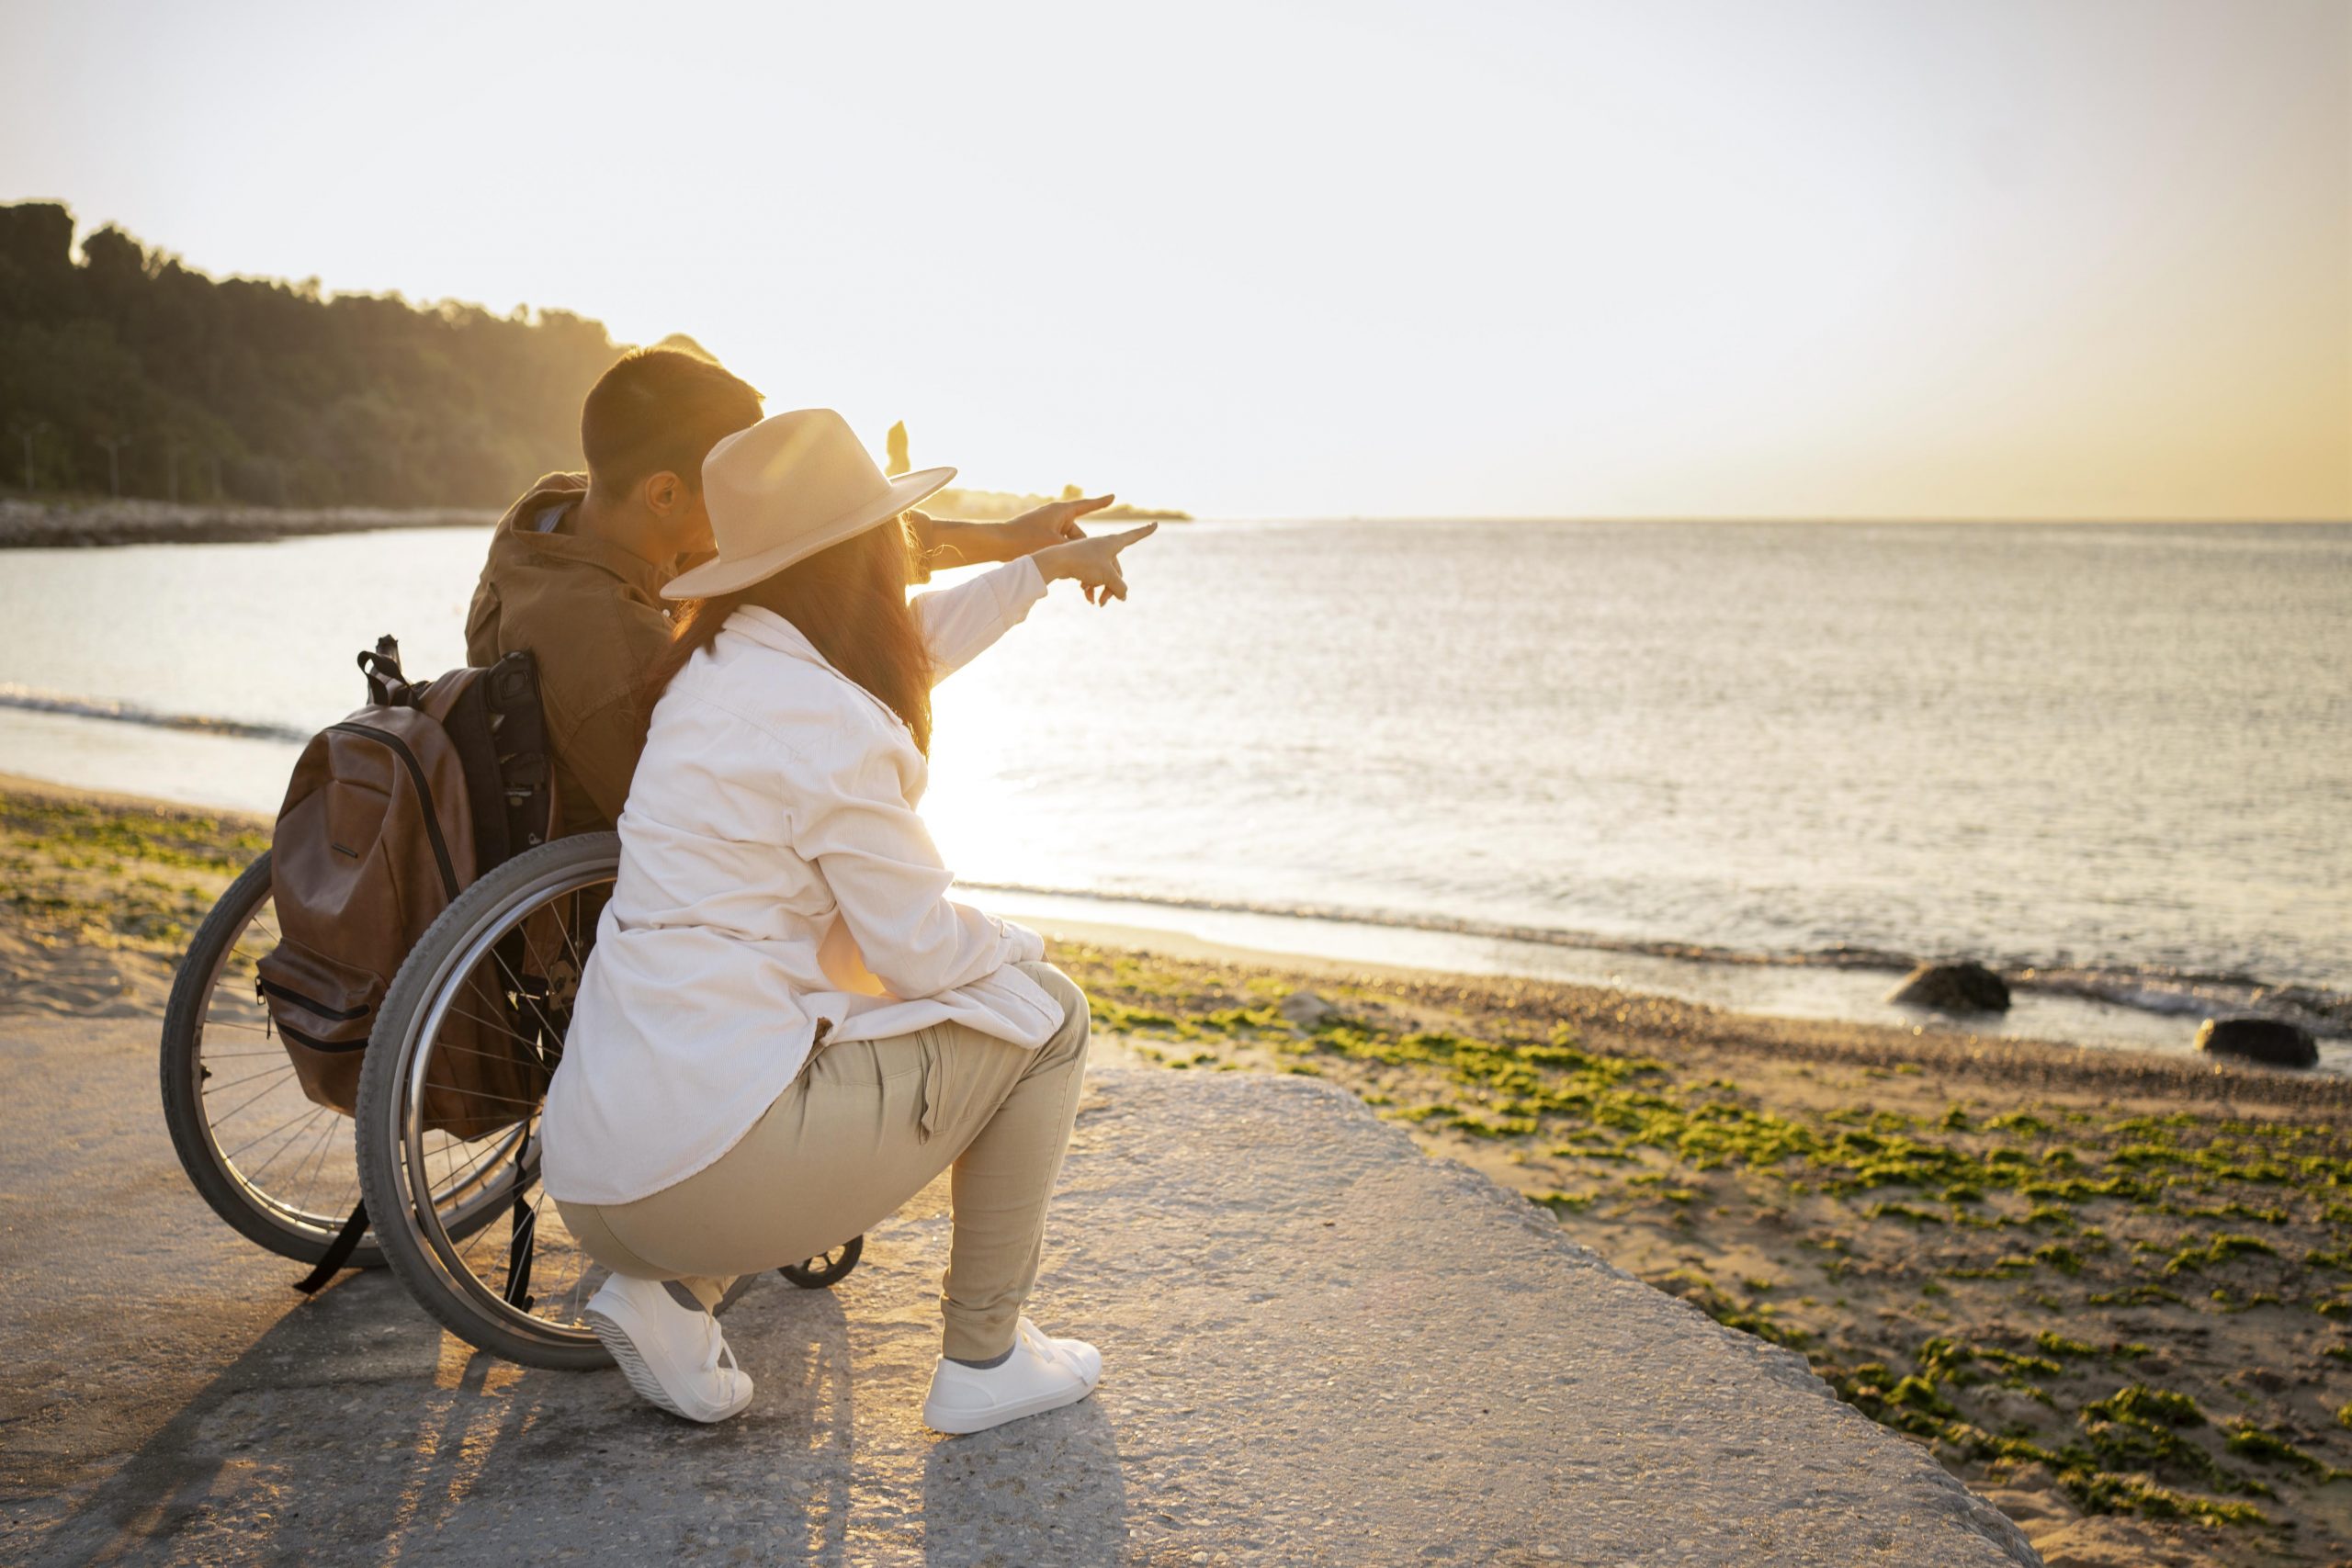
[556,961,1091,1362]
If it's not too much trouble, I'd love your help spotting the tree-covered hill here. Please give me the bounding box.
[0,202,623,507]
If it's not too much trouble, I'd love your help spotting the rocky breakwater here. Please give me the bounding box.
[0,496,494,547]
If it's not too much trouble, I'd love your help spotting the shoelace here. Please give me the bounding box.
[1015,1318,1064,1364]
[694,1310,742,1381]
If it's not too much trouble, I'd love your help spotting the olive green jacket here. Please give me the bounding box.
[465,474,673,837]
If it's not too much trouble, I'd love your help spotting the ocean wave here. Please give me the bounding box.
[960,879,2352,1037]
[0,685,312,744]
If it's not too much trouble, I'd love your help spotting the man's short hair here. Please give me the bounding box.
[580,347,763,496]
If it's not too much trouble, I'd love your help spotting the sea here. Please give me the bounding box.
[3,519,2346,1067]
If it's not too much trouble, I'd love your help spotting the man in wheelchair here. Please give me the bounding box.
[464,345,1107,836]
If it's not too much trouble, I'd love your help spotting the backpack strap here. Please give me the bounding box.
[292,1201,370,1295]
[485,650,555,850]
[357,634,413,707]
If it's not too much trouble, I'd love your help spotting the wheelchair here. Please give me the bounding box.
[350,831,864,1369]
[162,832,863,1370]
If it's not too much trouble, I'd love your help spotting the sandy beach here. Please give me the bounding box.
[6,773,2349,1568]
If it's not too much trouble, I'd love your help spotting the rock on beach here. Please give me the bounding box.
[2195,1015,2318,1069]
[1278,987,1339,1028]
[1887,960,2012,1014]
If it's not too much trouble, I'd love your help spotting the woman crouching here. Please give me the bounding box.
[543,408,1154,1432]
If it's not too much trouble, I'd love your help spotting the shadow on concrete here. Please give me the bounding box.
[32,1269,868,1565]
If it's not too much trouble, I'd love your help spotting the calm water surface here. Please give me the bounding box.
[3,520,2346,1041]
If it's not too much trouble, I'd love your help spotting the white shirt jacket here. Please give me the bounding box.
[542,557,1057,1206]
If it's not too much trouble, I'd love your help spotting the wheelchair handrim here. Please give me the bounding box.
[386,856,613,1352]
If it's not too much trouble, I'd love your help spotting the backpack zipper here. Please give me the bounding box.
[257,978,372,1021]
[328,721,460,898]
[277,1021,369,1055]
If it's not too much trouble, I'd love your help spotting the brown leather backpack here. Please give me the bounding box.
[259,637,556,1142]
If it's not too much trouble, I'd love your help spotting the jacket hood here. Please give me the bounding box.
[483,472,668,601]
[494,470,588,533]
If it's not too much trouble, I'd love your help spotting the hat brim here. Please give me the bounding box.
[661,466,958,601]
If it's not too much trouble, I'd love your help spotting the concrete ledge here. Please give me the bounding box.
[2,1018,2039,1565]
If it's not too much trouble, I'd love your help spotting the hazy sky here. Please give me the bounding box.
[3,0,2345,519]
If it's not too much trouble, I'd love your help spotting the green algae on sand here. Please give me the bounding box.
[1054,941,2352,1567]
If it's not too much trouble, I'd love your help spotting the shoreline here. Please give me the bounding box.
[0,766,2338,1109]
[5,773,2351,1563]
[3,731,2343,1069]
[0,496,496,548]
[1017,909,2352,1113]
[970,885,2350,1070]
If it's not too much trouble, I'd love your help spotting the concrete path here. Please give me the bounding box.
[2,1015,2040,1567]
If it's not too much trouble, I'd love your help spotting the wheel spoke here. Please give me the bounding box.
[239,1105,329,1180]
[423,1122,529,1194]
[199,1062,307,1095]
[219,1104,330,1164]
[208,1072,319,1133]
[436,994,546,1048]
[282,1110,345,1200]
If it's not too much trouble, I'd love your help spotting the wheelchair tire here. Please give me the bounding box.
[159,852,384,1269]
[356,833,622,1371]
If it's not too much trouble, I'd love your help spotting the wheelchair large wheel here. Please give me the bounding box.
[356,833,624,1370]
[357,833,868,1371]
[162,854,530,1272]
[159,852,380,1267]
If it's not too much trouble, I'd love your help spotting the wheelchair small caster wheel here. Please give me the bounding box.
[781,1234,863,1289]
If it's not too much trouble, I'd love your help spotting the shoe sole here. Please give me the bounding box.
[584,1307,752,1425]
[922,1371,1100,1436]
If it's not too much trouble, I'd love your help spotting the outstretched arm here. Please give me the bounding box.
[911,521,1162,682]
[912,558,1048,682]
[908,494,1115,578]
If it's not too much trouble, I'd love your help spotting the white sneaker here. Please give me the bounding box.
[582,1273,754,1424]
[922,1318,1102,1435]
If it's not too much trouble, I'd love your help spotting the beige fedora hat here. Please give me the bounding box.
[661,408,956,601]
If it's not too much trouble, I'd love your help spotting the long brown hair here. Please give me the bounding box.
[641,516,935,752]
